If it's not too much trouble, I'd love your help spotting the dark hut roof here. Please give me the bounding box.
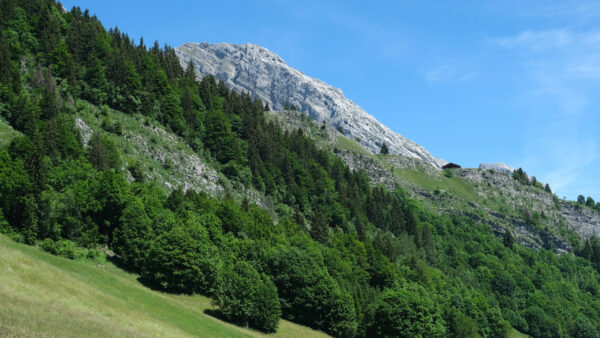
[442,163,462,169]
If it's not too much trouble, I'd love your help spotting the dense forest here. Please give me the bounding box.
[1,1,600,337]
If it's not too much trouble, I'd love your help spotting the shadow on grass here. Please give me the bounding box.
[204,308,226,321]
[106,255,193,295]
[204,309,258,333]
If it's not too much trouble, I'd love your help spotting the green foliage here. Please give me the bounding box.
[587,196,596,208]
[87,133,121,171]
[364,284,446,338]
[523,306,560,338]
[267,246,357,337]
[309,211,329,244]
[111,197,153,269]
[214,261,281,332]
[140,225,220,294]
[127,159,144,183]
[443,168,454,178]
[512,167,529,185]
[569,317,600,338]
[40,238,103,262]
[503,229,515,249]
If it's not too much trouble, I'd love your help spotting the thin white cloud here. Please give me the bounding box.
[534,1,600,21]
[422,65,478,84]
[495,28,600,198]
[521,116,597,192]
[496,30,572,50]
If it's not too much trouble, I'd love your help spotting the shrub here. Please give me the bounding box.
[40,238,59,255]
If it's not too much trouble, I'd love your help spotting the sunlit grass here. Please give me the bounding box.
[0,235,329,337]
[0,119,19,150]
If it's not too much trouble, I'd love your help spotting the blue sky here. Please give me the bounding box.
[61,0,600,201]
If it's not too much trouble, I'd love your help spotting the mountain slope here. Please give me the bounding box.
[0,235,328,338]
[175,42,446,168]
[267,109,600,250]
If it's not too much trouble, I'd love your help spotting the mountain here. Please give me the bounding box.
[175,42,447,168]
[267,110,600,249]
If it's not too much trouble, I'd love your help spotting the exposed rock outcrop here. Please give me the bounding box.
[175,42,446,168]
[479,162,515,173]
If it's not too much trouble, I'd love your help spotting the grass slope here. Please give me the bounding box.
[0,119,20,150]
[0,235,329,338]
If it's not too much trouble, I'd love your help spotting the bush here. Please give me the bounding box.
[40,238,59,255]
[127,160,145,183]
[57,240,78,259]
[214,261,281,332]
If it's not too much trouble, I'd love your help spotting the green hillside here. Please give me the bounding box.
[268,110,587,251]
[0,235,328,338]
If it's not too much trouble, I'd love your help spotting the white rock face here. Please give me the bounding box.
[175,42,447,168]
[479,163,515,173]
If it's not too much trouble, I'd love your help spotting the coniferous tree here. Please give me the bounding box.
[503,229,515,249]
[586,196,596,208]
[380,142,389,155]
[310,211,329,244]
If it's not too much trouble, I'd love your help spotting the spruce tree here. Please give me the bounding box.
[310,211,329,244]
[503,229,515,248]
[380,142,389,155]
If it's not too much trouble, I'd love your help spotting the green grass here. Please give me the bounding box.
[0,119,20,150]
[508,328,530,338]
[394,167,479,202]
[75,101,200,191]
[0,235,329,337]
[334,135,370,155]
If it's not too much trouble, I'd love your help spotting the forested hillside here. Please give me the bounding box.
[1,1,600,337]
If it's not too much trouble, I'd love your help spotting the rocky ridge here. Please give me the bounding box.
[267,109,600,251]
[175,42,446,168]
[479,162,515,173]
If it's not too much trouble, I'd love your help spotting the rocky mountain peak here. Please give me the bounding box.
[175,42,447,168]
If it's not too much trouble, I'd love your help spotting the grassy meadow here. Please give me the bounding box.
[0,235,329,338]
